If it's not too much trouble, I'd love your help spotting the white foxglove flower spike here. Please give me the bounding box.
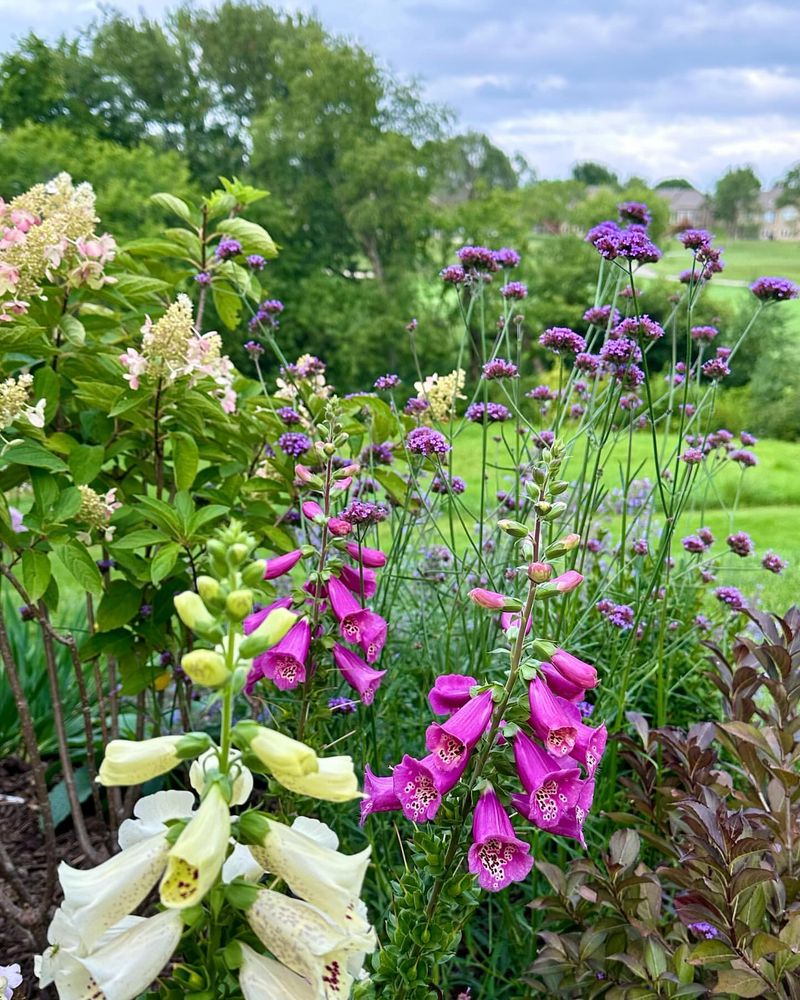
[117,789,195,849]
[271,755,361,802]
[160,781,230,908]
[239,943,317,1000]
[190,748,253,806]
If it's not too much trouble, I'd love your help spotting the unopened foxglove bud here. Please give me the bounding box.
[534,500,552,516]
[468,588,522,612]
[537,570,584,598]
[241,560,267,586]
[225,589,254,622]
[98,732,212,786]
[295,464,324,488]
[197,575,225,611]
[327,517,352,537]
[181,649,230,687]
[550,480,569,495]
[497,519,529,538]
[542,501,567,521]
[233,721,318,778]
[206,539,229,576]
[174,592,222,640]
[238,607,297,659]
[531,639,557,660]
[228,543,250,567]
[527,562,553,583]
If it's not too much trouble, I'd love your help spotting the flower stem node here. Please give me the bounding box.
[181,649,230,687]
[174,591,223,641]
[497,519,529,538]
[225,589,254,622]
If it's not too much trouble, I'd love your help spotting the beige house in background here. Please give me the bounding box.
[658,185,800,240]
[659,187,713,230]
[757,187,800,240]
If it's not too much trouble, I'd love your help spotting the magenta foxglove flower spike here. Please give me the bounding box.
[262,549,303,580]
[546,777,595,848]
[360,765,401,825]
[538,662,585,702]
[468,786,534,892]
[345,542,387,567]
[425,690,494,773]
[550,649,598,689]
[302,500,324,520]
[332,643,386,705]
[243,596,293,635]
[327,575,387,662]
[569,721,607,777]
[392,755,443,823]
[247,617,310,692]
[339,563,377,599]
[428,673,477,715]
[511,729,582,829]
[528,676,581,756]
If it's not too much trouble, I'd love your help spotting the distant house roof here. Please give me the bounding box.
[758,187,783,210]
[658,187,707,212]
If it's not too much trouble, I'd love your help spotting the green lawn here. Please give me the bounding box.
[442,422,798,611]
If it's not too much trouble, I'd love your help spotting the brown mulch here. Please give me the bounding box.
[0,757,108,999]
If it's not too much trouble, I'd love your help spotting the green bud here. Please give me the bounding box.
[176,732,215,760]
[241,560,267,587]
[228,543,250,567]
[550,480,569,495]
[532,466,548,485]
[534,500,552,516]
[225,880,260,911]
[174,592,222,640]
[531,639,557,660]
[542,501,567,522]
[197,575,225,611]
[237,809,272,845]
[225,589,253,622]
[238,607,297,659]
[181,649,230,687]
[333,432,349,447]
[497,518,529,538]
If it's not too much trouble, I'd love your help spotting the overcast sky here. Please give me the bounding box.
[0,0,797,188]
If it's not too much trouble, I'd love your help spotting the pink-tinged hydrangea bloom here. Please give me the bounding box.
[243,596,294,635]
[550,649,598,690]
[425,690,494,773]
[263,549,303,580]
[360,765,401,825]
[528,677,581,757]
[569,722,607,778]
[428,673,478,716]
[511,729,582,829]
[332,643,386,705]
[546,777,595,848]
[247,617,310,692]
[467,787,534,892]
[338,563,377,599]
[345,542,387,567]
[327,575,387,662]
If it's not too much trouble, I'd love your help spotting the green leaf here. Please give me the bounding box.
[68,444,105,485]
[187,504,229,536]
[33,365,60,422]
[713,969,767,997]
[215,217,278,258]
[111,529,170,550]
[51,487,83,523]
[171,432,199,491]
[21,549,51,601]
[59,314,86,347]
[689,940,738,966]
[212,283,241,330]
[3,441,68,471]
[150,192,196,226]
[134,496,182,535]
[52,540,103,598]
[95,580,143,632]
[48,766,93,827]
[112,274,172,299]
[151,542,180,586]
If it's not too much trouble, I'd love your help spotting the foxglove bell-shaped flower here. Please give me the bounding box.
[360,765,401,824]
[271,754,361,802]
[550,649,598,689]
[190,748,253,806]
[160,782,230,909]
[467,786,534,892]
[97,733,209,786]
[338,563,377,598]
[37,909,183,1000]
[345,542,386,567]
[528,676,581,756]
[243,596,294,634]
[469,587,515,610]
[569,721,607,777]
[239,942,317,1000]
[538,662,585,702]
[332,643,386,705]
[538,570,584,595]
[392,752,467,823]
[511,729,582,829]
[547,778,595,848]
[327,575,387,662]
[117,789,195,850]
[263,549,303,579]
[249,817,371,926]
[302,500,324,520]
[425,689,494,773]
[428,673,477,715]
[234,722,319,778]
[248,617,311,692]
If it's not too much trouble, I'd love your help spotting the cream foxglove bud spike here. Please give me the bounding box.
[181,648,230,687]
[225,588,254,621]
[173,591,222,640]
[238,606,297,659]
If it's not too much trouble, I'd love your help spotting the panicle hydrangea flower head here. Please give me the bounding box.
[465,401,511,423]
[374,373,401,390]
[691,325,718,343]
[482,358,519,379]
[727,531,754,557]
[277,432,311,457]
[406,426,451,457]
[618,201,652,226]
[500,280,527,299]
[583,304,620,327]
[750,276,799,301]
[539,327,586,355]
[414,369,466,422]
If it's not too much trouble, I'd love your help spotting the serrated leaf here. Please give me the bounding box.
[170,432,199,491]
[150,192,196,226]
[111,529,170,550]
[95,580,143,632]
[212,283,241,329]
[215,217,278,258]
[68,444,105,485]
[21,549,51,601]
[151,541,180,585]
[3,441,68,471]
[60,314,86,347]
[52,540,103,598]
